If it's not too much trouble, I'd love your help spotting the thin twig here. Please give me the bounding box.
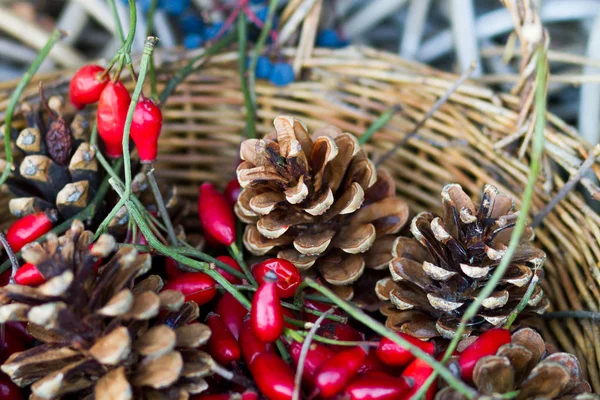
[293,308,334,400]
[0,233,19,283]
[375,62,476,167]
[532,145,600,228]
[541,310,600,320]
[146,168,178,245]
[358,105,400,145]
[238,12,256,139]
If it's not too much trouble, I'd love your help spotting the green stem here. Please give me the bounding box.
[172,247,247,282]
[248,0,279,107]
[237,12,256,139]
[0,158,123,274]
[145,0,159,100]
[1,29,64,188]
[358,105,400,145]
[229,242,257,286]
[146,168,178,245]
[288,329,377,347]
[276,339,291,363]
[304,278,476,398]
[145,0,159,37]
[123,0,137,54]
[412,45,548,400]
[158,31,235,104]
[90,122,99,147]
[111,180,251,310]
[108,0,126,44]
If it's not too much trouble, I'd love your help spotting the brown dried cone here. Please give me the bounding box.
[437,328,595,399]
[375,184,550,339]
[0,220,214,399]
[235,116,409,303]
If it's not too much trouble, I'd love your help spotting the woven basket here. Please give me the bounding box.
[1,44,600,391]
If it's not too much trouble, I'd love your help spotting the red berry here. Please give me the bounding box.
[289,341,334,388]
[314,346,367,398]
[0,270,9,287]
[6,211,56,252]
[215,255,243,284]
[318,322,364,353]
[14,263,45,286]
[376,333,434,367]
[401,358,436,400]
[198,183,236,246]
[206,313,241,365]
[162,272,216,306]
[69,64,108,109]
[303,299,344,324]
[131,96,162,163]
[252,258,301,298]
[345,373,410,400]
[250,352,295,400]
[251,272,284,343]
[458,328,511,381]
[240,317,273,365]
[241,390,259,400]
[165,258,185,280]
[224,179,241,205]
[97,81,131,158]
[0,373,23,400]
[216,292,248,340]
[357,349,388,376]
[1,325,27,363]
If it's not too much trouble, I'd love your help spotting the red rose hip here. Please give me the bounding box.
[252,258,301,298]
[206,313,241,365]
[314,346,367,398]
[376,333,434,367]
[14,263,45,286]
[162,272,216,306]
[131,96,162,163]
[250,352,295,400]
[97,81,131,158]
[6,211,56,252]
[251,271,284,343]
[197,183,236,246]
[458,328,511,381]
[69,64,108,109]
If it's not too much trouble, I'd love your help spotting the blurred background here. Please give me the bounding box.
[1,0,599,143]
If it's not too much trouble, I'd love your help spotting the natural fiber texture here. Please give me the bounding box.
[0,44,600,391]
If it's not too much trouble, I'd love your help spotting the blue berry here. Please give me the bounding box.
[180,12,204,34]
[269,63,295,86]
[184,34,204,49]
[204,22,224,41]
[316,29,348,48]
[255,56,273,79]
[163,0,190,15]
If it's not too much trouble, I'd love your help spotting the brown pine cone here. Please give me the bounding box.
[437,328,594,400]
[0,220,213,399]
[235,116,409,304]
[375,184,549,339]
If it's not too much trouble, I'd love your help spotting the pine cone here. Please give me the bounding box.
[3,94,187,234]
[0,220,213,399]
[235,116,409,303]
[436,328,594,399]
[375,184,549,339]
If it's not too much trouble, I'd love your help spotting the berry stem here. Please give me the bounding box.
[0,233,19,283]
[292,308,334,400]
[146,168,178,245]
[237,12,257,139]
[158,31,236,105]
[358,105,400,145]
[0,29,64,189]
[248,0,280,106]
[303,277,476,398]
[107,0,126,44]
[229,241,257,286]
[412,44,548,400]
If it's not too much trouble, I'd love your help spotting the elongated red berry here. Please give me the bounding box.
[376,333,434,367]
[401,358,436,400]
[458,328,511,381]
[318,322,364,353]
[240,317,272,365]
[206,313,241,365]
[165,258,185,280]
[289,341,334,388]
[131,96,162,163]
[215,255,243,284]
[252,258,301,298]
[216,292,247,340]
[97,81,131,158]
[357,349,388,376]
[251,271,284,343]
[6,211,56,252]
[250,352,295,400]
[314,346,367,398]
[162,272,216,305]
[14,263,45,286]
[345,373,410,400]
[224,178,241,205]
[69,64,108,109]
[198,183,236,246]
[241,390,259,400]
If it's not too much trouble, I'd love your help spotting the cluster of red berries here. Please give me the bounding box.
[69,64,162,163]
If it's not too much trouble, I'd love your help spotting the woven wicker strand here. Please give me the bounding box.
[0,45,600,391]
